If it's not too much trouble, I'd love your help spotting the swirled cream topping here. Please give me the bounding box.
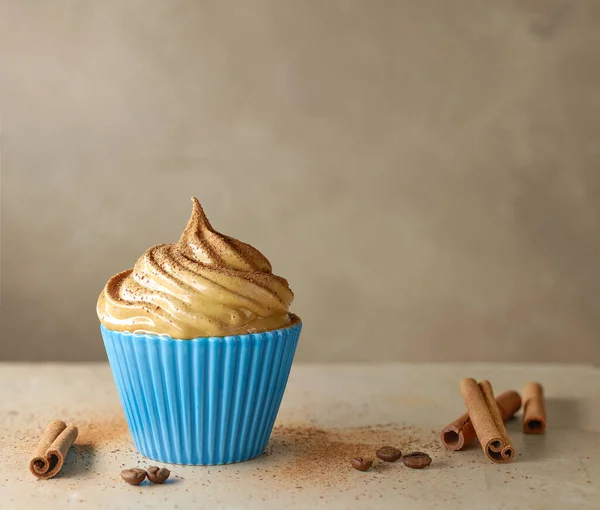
[97,198,294,338]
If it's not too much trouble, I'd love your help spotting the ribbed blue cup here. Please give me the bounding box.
[101,317,301,465]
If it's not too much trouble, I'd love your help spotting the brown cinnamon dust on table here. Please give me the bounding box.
[75,416,129,446]
[264,424,444,488]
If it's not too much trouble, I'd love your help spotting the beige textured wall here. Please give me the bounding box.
[1,1,600,363]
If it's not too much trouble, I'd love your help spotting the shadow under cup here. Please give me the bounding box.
[101,316,301,465]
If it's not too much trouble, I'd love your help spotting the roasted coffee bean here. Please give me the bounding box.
[147,466,171,484]
[375,446,402,462]
[350,457,373,472]
[402,452,432,469]
[121,468,147,485]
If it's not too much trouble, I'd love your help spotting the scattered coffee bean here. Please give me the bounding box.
[350,457,373,472]
[402,452,432,469]
[121,468,147,485]
[147,466,171,484]
[375,446,402,462]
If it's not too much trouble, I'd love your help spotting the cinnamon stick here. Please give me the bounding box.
[29,420,78,479]
[523,382,546,434]
[440,390,521,450]
[459,379,515,463]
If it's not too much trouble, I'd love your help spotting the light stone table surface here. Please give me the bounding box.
[1,362,599,510]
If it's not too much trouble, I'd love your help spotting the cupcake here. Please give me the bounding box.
[98,198,301,465]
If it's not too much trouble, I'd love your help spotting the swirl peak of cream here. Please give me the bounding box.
[97,198,294,338]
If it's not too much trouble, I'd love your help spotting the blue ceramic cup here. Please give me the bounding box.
[102,315,301,465]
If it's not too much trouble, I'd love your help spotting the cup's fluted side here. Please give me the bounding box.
[101,321,301,465]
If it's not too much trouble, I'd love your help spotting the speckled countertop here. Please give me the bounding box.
[1,363,599,509]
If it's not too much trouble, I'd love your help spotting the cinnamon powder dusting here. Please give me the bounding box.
[264,423,443,488]
[74,416,129,446]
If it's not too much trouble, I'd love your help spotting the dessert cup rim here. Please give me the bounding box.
[100,313,301,343]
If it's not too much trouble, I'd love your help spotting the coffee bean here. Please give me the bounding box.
[147,466,171,484]
[402,452,432,469]
[350,457,373,472]
[121,468,147,485]
[375,446,402,462]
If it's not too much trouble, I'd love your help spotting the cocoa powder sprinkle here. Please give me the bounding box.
[266,424,442,488]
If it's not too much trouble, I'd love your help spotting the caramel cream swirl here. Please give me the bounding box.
[97,198,294,338]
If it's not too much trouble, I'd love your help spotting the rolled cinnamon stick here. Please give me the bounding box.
[440,390,521,450]
[29,420,78,479]
[460,379,515,463]
[523,382,546,434]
